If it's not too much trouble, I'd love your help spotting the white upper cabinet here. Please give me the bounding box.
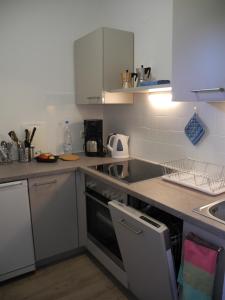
[74,27,134,104]
[172,0,225,101]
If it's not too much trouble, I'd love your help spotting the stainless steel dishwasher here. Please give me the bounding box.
[109,199,182,300]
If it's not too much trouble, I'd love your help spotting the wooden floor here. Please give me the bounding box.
[0,254,130,300]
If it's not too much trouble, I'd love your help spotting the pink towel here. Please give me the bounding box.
[178,232,222,300]
[184,239,218,274]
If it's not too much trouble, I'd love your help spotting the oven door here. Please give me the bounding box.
[86,190,124,269]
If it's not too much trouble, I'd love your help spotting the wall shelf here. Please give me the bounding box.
[108,84,172,94]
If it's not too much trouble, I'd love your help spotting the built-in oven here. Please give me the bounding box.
[85,175,127,270]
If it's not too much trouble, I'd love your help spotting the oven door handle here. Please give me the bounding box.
[85,192,109,209]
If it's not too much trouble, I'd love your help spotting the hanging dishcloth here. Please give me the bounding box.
[178,232,222,300]
[184,112,207,145]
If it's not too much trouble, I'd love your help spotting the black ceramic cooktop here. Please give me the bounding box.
[90,159,164,183]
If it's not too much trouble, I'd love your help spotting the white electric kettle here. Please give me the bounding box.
[107,134,129,158]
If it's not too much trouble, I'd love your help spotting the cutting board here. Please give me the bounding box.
[59,154,80,161]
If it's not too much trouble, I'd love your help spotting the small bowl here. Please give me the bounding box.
[35,155,59,163]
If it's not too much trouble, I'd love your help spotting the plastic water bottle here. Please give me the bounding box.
[63,120,73,154]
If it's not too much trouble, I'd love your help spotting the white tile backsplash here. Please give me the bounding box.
[104,95,225,164]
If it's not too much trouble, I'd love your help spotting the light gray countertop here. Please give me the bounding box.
[1,154,225,237]
[80,164,225,238]
[0,155,118,183]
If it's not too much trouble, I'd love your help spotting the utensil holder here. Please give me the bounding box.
[18,147,33,163]
[30,146,35,160]
[0,145,13,164]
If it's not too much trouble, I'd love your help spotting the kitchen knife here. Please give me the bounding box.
[29,127,37,145]
[24,129,30,148]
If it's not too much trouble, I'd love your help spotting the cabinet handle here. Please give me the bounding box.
[118,218,143,235]
[86,96,101,100]
[33,179,57,187]
[0,181,23,189]
[192,88,225,93]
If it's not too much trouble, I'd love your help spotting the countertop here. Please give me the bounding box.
[0,155,118,183]
[80,162,225,239]
[1,154,225,238]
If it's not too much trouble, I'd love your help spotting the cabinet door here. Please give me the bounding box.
[0,180,35,281]
[172,0,225,101]
[75,28,103,104]
[29,173,78,262]
[103,28,134,91]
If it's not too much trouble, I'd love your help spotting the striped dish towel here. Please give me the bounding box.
[178,232,221,300]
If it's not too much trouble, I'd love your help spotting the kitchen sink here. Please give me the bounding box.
[193,199,225,225]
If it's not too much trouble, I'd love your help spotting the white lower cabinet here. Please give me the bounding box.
[0,180,35,282]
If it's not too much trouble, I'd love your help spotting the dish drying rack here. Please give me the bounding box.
[162,158,225,195]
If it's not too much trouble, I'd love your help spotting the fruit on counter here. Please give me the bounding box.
[37,153,56,160]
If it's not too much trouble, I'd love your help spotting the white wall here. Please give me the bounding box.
[0,0,103,154]
[102,0,225,164]
[2,0,225,163]
[99,0,172,80]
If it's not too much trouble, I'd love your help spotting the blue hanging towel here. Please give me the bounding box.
[184,113,206,145]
